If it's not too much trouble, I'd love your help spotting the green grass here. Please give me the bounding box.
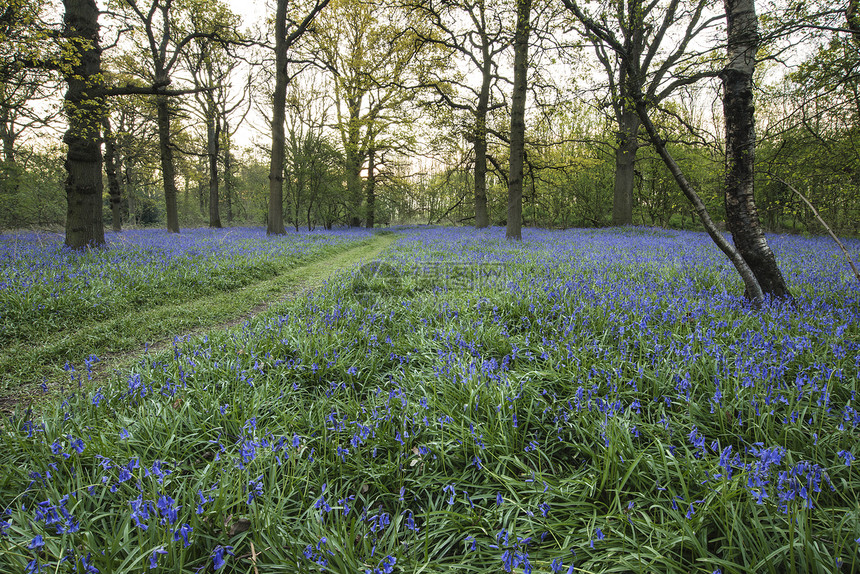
[0,226,858,574]
[0,233,395,395]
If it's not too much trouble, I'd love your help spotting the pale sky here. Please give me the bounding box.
[228,0,270,29]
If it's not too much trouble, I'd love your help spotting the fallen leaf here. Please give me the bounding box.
[229,518,252,536]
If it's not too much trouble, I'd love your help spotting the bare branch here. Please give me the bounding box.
[769,174,860,284]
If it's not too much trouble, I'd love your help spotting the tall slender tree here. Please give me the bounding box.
[268,0,330,235]
[62,0,107,248]
[506,0,531,241]
[55,0,227,246]
[561,0,785,301]
[722,0,789,298]
[184,4,244,229]
[562,0,719,227]
[3,0,104,245]
[310,0,433,227]
[112,0,241,233]
[409,0,510,228]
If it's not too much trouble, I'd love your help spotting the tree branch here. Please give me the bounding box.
[98,84,213,97]
[769,174,860,284]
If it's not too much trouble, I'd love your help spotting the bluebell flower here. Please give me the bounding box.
[590,527,605,548]
[368,510,391,533]
[79,553,99,573]
[247,476,264,505]
[50,440,68,459]
[172,523,193,547]
[156,494,180,525]
[196,490,213,515]
[337,444,349,462]
[28,535,45,549]
[146,460,170,484]
[686,503,696,519]
[443,484,456,505]
[315,486,331,515]
[148,547,167,569]
[338,495,355,516]
[129,495,155,530]
[211,546,233,570]
[366,555,396,574]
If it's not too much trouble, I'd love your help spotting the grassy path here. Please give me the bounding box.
[0,233,397,408]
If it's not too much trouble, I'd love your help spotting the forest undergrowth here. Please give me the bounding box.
[0,227,380,393]
[1,225,858,574]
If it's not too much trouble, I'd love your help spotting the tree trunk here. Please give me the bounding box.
[207,102,222,228]
[62,0,106,249]
[102,118,123,232]
[849,0,859,36]
[293,167,301,231]
[1,107,20,198]
[346,159,362,226]
[474,63,491,229]
[0,108,14,164]
[224,127,234,223]
[267,0,288,235]
[197,174,205,215]
[124,159,136,226]
[345,109,363,227]
[156,95,180,233]
[506,0,531,241]
[365,147,376,229]
[612,108,639,226]
[723,0,789,299]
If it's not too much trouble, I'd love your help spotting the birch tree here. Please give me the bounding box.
[722,0,789,298]
[562,0,788,301]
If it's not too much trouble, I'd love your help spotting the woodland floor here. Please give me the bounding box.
[0,232,397,413]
